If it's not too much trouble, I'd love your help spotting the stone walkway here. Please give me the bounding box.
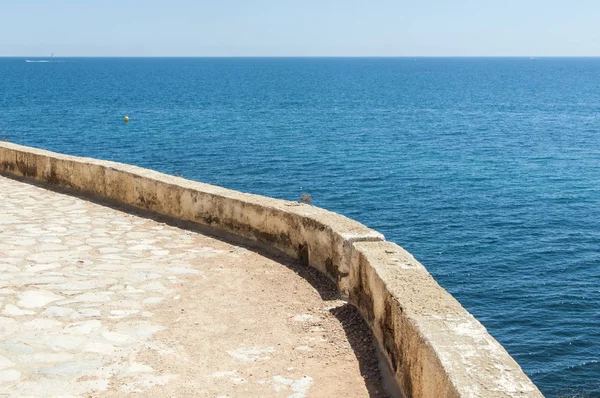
[0,176,386,397]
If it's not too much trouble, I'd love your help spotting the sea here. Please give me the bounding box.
[1,57,599,396]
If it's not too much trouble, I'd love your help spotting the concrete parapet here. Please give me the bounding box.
[0,141,542,397]
[349,241,542,397]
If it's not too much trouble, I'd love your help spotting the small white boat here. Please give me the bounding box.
[26,53,54,63]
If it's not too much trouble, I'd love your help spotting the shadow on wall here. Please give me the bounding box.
[330,303,396,398]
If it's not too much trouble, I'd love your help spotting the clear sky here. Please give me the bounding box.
[1,0,598,57]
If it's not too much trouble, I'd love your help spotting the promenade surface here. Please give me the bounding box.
[0,176,386,398]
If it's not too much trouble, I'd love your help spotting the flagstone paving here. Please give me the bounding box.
[0,176,387,398]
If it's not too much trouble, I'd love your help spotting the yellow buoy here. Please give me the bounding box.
[124,116,129,123]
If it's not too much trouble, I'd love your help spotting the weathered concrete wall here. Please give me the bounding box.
[349,242,541,397]
[0,142,542,398]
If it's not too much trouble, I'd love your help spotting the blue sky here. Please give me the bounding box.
[1,0,598,56]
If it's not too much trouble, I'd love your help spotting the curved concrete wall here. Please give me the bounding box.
[0,142,542,398]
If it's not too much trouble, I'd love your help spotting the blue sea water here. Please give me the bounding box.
[1,57,599,396]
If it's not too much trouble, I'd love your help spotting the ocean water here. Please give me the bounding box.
[1,57,599,396]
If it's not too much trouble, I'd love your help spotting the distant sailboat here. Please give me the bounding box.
[25,53,54,63]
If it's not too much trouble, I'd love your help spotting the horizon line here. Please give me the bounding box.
[2,55,600,59]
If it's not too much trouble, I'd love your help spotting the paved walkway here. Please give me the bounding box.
[0,176,386,398]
